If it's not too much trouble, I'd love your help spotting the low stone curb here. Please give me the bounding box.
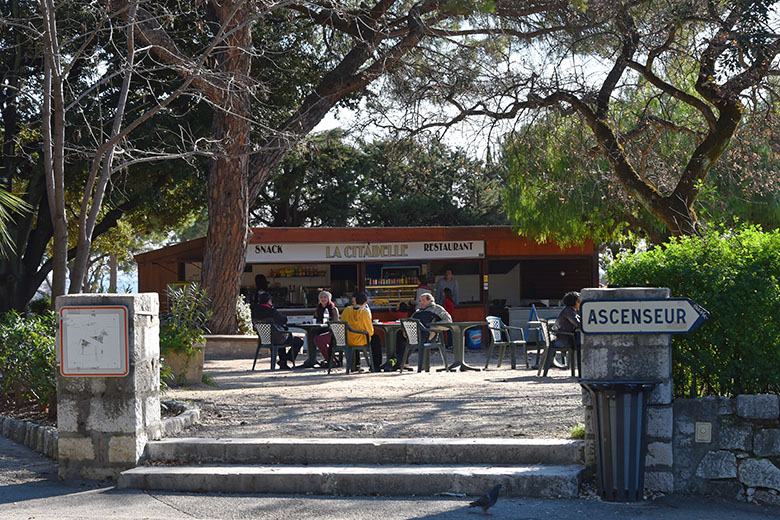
[0,400,198,462]
[0,414,58,460]
[160,399,200,437]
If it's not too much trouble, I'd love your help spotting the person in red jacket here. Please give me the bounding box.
[442,287,456,315]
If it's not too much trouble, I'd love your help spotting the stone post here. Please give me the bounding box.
[580,287,675,494]
[56,293,161,480]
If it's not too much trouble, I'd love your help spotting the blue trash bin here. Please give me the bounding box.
[466,329,482,350]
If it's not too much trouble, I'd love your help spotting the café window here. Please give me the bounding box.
[429,260,481,304]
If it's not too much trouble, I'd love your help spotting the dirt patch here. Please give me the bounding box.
[1,351,585,439]
[164,350,585,439]
[0,403,55,427]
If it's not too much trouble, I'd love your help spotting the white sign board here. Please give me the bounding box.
[246,240,485,263]
[59,306,129,377]
[581,298,709,335]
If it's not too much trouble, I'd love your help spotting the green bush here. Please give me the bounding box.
[160,283,212,358]
[607,226,780,398]
[0,311,57,414]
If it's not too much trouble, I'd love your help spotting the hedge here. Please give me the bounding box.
[0,311,57,414]
[607,226,780,398]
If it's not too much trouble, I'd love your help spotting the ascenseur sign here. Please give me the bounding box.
[581,298,709,335]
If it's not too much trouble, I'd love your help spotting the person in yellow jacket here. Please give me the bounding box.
[340,291,382,371]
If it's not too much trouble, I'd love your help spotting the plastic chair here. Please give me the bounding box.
[525,319,546,368]
[327,321,375,374]
[537,320,578,377]
[253,321,295,371]
[484,316,527,369]
[549,325,581,377]
[399,318,448,372]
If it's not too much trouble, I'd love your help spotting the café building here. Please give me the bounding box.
[134,226,598,323]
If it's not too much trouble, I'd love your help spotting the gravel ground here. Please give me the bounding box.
[165,349,585,439]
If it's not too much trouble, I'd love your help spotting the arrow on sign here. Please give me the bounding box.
[581,298,710,335]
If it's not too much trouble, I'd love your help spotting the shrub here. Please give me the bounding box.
[0,311,57,414]
[27,297,52,316]
[160,283,212,359]
[569,422,585,439]
[607,226,780,398]
[236,294,253,335]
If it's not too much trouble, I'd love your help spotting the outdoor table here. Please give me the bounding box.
[432,321,486,372]
[289,322,329,368]
[373,321,404,360]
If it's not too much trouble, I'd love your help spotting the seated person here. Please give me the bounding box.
[549,291,581,368]
[339,292,382,372]
[314,290,340,324]
[415,275,433,310]
[553,291,581,347]
[252,274,269,304]
[313,290,340,366]
[252,292,303,370]
[388,292,452,371]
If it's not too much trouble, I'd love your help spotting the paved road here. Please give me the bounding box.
[2,436,780,520]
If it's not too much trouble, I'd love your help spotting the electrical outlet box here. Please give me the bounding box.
[695,422,712,443]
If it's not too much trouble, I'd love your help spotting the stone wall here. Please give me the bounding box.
[204,335,258,360]
[673,393,780,505]
[0,400,199,463]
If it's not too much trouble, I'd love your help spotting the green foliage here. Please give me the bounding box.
[356,138,507,227]
[160,283,212,359]
[607,226,780,397]
[27,297,52,316]
[254,131,507,227]
[159,362,173,393]
[255,130,364,227]
[236,294,253,335]
[569,423,586,439]
[502,115,645,245]
[0,311,56,412]
[0,187,30,259]
[502,95,780,245]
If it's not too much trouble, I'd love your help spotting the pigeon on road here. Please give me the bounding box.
[468,484,502,514]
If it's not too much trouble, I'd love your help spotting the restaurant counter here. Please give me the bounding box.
[278,303,486,324]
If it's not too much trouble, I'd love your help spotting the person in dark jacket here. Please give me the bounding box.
[252,292,303,369]
[553,291,581,349]
[545,291,581,370]
[252,274,269,304]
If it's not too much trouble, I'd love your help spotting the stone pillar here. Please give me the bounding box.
[56,293,161,480]
[580,287,675,494]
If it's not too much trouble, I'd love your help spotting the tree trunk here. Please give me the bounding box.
[201,113,249,334]
[201,0,251,334]
[109,253,117,292]
[39,0,68,300]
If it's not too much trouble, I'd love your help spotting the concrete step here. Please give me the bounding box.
[119,463,584,497]
[142,437,584,466]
